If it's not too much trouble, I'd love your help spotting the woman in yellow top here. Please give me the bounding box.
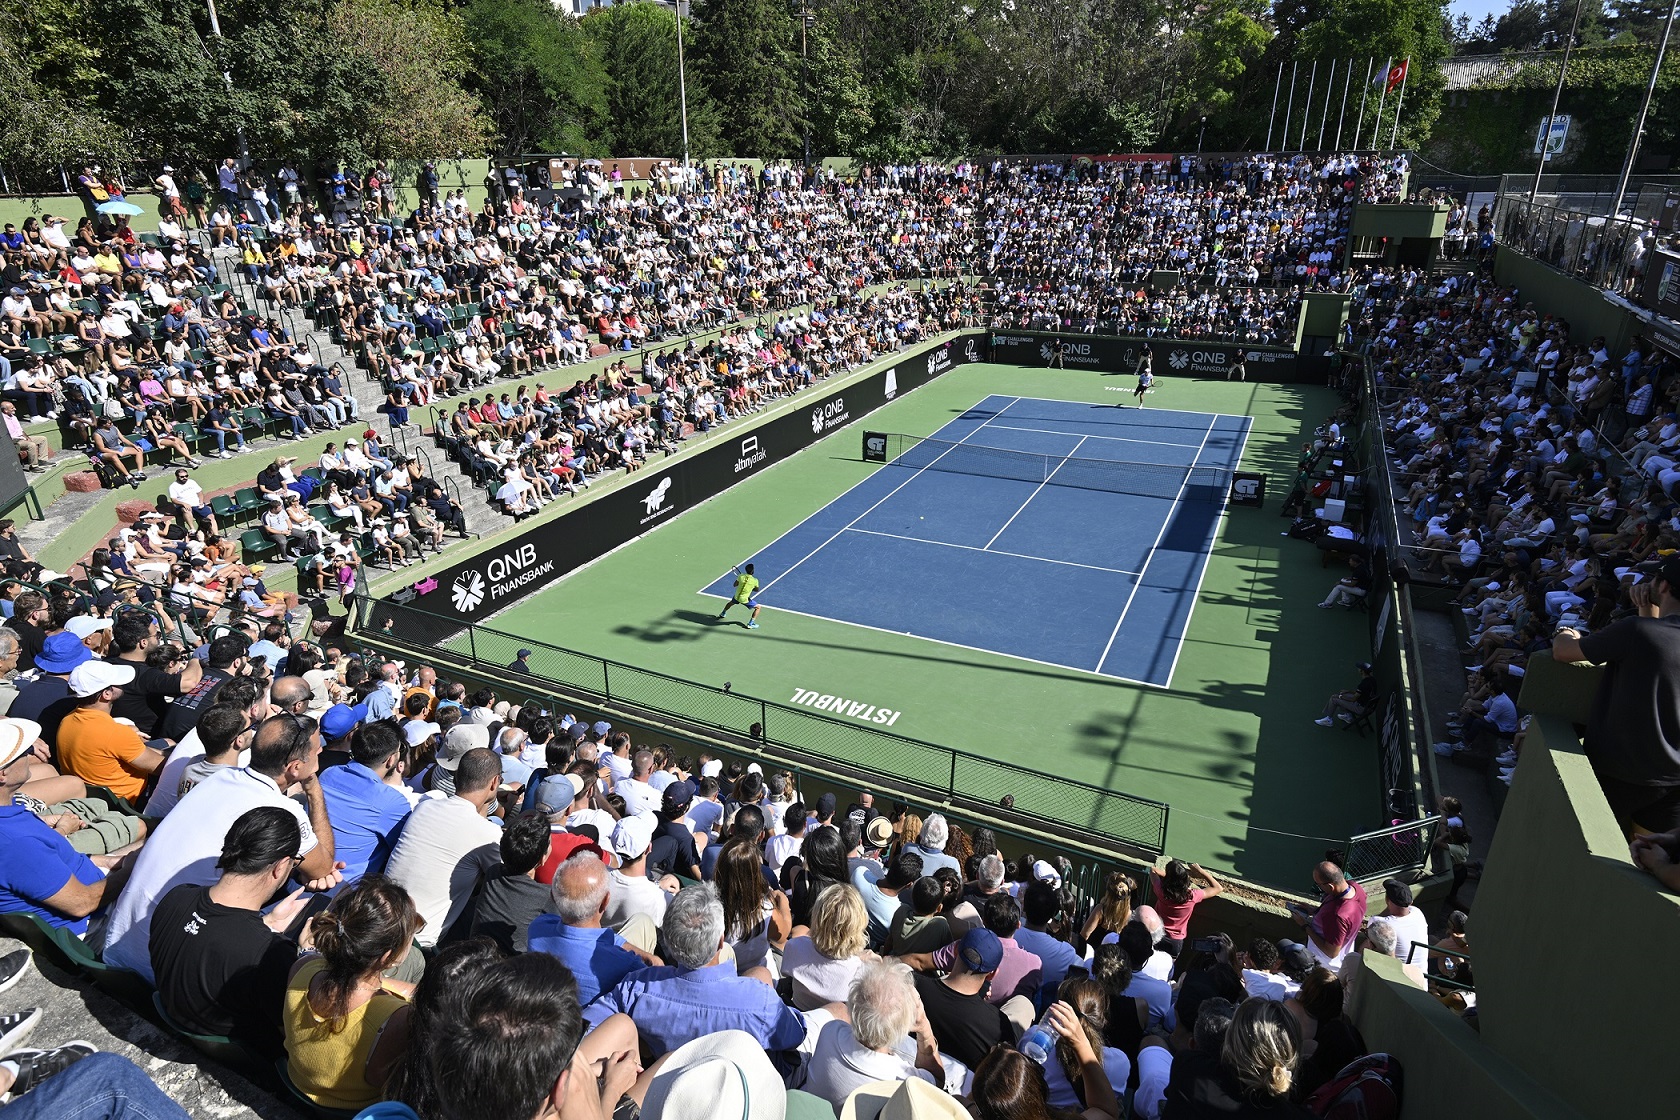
[283,875,423,1112]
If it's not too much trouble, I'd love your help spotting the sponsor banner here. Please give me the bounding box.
[399,333,985,623]
[987,331,1300,382]
[1230,472,1267,507]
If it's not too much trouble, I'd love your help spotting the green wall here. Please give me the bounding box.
[1348,706,1677,1119]
[1349,203,1448,241]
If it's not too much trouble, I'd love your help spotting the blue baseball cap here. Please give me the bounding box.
[591,720,611,738]
[958,928,1004,974]
[320,702,368,742]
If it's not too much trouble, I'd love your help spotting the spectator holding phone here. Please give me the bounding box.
[1286,861,1367,973]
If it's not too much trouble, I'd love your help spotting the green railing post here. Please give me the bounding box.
[467,622,477,665]
[602,661,611,704]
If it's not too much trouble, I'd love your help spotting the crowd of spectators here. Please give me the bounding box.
[978,153,1411,336]
[0,607,1445,1118]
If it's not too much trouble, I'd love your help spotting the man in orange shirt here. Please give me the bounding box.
[56,662,163,805]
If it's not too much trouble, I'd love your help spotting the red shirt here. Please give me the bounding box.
[1150,871,1205,941]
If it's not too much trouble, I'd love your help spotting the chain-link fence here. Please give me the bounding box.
[375,599,1169,856]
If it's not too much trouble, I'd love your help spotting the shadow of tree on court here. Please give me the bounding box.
[611,610,724,643]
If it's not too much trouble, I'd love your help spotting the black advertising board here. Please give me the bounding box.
[986,330,1301,382]
[1645,247,1680,325]
[393,332,986,623]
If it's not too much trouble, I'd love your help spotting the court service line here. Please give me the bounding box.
[757,397,1023,595]
[843,526,1141,577]
[1093,420,1216,674]
[977,422,1203,450]
[982,435,1089,549]
[1162,417,1254,688]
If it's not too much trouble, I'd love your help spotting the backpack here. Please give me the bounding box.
[1307,1053,1402,1120]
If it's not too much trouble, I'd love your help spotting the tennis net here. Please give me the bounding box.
[862,431,1232,502]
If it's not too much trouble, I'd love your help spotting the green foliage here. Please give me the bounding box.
[464,0,607,156]
[584,1,723,159]
[0,0,129,170]
[691,0,805,158]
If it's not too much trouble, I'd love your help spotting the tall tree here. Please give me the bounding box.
[691,0,804,158]
[585,1,723,158]
[464,0,607,156]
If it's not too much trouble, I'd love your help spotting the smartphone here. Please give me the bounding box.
[281,892,332,940]
[1190,936,1225,955]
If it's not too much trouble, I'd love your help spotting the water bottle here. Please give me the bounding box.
[1020,1014,1055,1064]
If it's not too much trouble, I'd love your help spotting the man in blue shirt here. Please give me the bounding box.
[316,720,411,883]
[586,883,825,1060]
[1011,880,1083,1008]
[0,717,135,935]
[527,849,655,1006]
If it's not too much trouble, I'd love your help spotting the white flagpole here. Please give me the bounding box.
[1283,61,1299,152]
[1266,63,1285,151]
[1335,58,1353,149]
[1352,58,1374,149]
[1318,58,1337,149]
[1388,58,1410,148]
[1299,60,1317,150]
[1372,56,1393,149]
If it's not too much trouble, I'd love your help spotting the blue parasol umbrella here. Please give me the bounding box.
[96,200,144,216]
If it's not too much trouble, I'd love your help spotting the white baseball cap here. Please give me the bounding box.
[68,660,136,698]
[608,814,656,866]
[64,616,114,640]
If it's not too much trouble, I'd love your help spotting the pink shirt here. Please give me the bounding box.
[1150,871,1204,940]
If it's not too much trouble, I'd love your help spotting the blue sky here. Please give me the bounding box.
[1451,0,1510,25]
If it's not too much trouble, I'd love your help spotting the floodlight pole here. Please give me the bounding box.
[675,0,692,173]
[204,0,249,165]
[1608,0,1678,221]
[1530,0,1588,205]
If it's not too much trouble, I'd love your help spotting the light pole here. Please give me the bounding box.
[674,0,691,173]
[800,2,812,170]
[204,0,249,164]
[1197,116,1208,153]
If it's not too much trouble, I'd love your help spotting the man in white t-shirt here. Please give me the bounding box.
[602,814,669,932]
[100,713,338,980]
[166,469,215,531]
[1365,879,1429,965]
[384,746,504,946]
[614,749,662,817]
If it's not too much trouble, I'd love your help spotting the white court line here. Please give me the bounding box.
[757,397,1022,595]
[1162,416,1254,687]
[977,422,1204,449]
[843,526,1141,577]
[983,435,1089,549]
[1093,419,1216,674]
[692,592,1169,689]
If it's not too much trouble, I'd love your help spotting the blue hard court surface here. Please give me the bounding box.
[702,395,1251,686]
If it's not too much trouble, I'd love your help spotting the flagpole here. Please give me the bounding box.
[1283,62,1298,153]
[1266,63,1285,151]
[1388,58,1410,148]
[1608,0,1677,221]
[1335,58,1353,149]
[1530,0,1588,204]
[1299,61,1317,150]
[1352,58,1374,149]
[1317,59,1336,149]
[1372,56,1393,149]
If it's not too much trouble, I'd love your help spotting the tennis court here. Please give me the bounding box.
[701,396,1251,686]
[473,363,1376,886]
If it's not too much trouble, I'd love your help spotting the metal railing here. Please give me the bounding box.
[1492,195,1648,296]
[1343,815,1442,883]
[370,599,1170,857]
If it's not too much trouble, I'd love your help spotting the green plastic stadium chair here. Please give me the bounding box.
[240,528,280,563]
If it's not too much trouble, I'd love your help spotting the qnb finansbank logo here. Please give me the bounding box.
[451,571,486,613]
[811,397,850,435]
[448,543,556,615]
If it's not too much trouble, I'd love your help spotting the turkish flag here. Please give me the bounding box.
[1385,59,1408,93]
